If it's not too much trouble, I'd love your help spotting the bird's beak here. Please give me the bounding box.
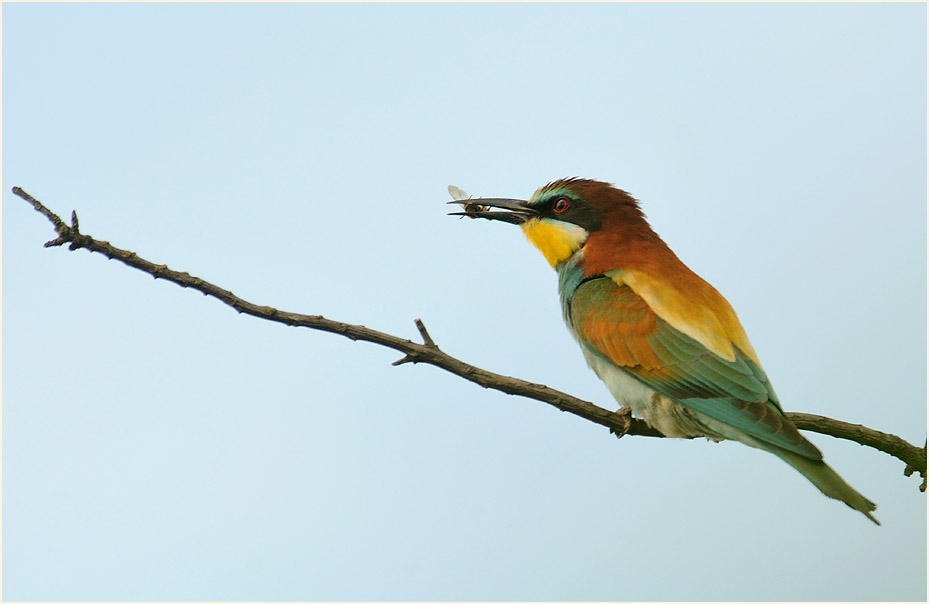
[447,198,538,225]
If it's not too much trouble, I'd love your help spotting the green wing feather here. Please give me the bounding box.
[569,277,821,460]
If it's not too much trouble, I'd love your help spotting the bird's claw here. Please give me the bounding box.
[609,407,634,439]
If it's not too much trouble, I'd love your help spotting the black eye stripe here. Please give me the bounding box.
[539,194,604,232]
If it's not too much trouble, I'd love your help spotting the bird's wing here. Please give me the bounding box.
[569,274,821,460]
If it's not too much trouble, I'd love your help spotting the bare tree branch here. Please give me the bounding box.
[12,186,926,491]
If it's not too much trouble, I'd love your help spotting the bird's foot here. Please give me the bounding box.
[609,407,634,439]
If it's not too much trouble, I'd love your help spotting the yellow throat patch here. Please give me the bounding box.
[519,218,589,268]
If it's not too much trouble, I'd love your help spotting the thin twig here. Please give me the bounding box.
[414,318,437,349]
[12,186,926,489]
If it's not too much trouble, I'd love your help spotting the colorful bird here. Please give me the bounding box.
[450,178,878,524]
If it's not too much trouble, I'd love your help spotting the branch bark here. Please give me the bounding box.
[12,186,926,491]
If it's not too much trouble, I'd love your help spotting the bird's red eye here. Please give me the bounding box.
[553,197,570,213]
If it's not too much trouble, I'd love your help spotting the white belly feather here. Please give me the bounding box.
[580,346,732,442]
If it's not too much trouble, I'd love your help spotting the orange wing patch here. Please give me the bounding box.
[571,279,661,370]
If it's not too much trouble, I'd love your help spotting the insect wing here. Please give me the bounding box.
[448,185,469,201]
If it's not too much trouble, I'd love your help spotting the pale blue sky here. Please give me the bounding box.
[3,2,926,601]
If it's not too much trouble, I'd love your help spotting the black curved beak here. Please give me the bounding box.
[447,198,538,225]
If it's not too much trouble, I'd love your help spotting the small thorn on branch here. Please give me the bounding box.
[44,236,68,248]
[392,353,416,366]
[414,318,437,348]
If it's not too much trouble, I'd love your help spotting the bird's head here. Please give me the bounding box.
[450,178,650,269]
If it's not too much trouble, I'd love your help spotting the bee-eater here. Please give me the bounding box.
[451,178,878,524]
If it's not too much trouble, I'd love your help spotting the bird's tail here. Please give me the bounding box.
[755,440,880,525]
